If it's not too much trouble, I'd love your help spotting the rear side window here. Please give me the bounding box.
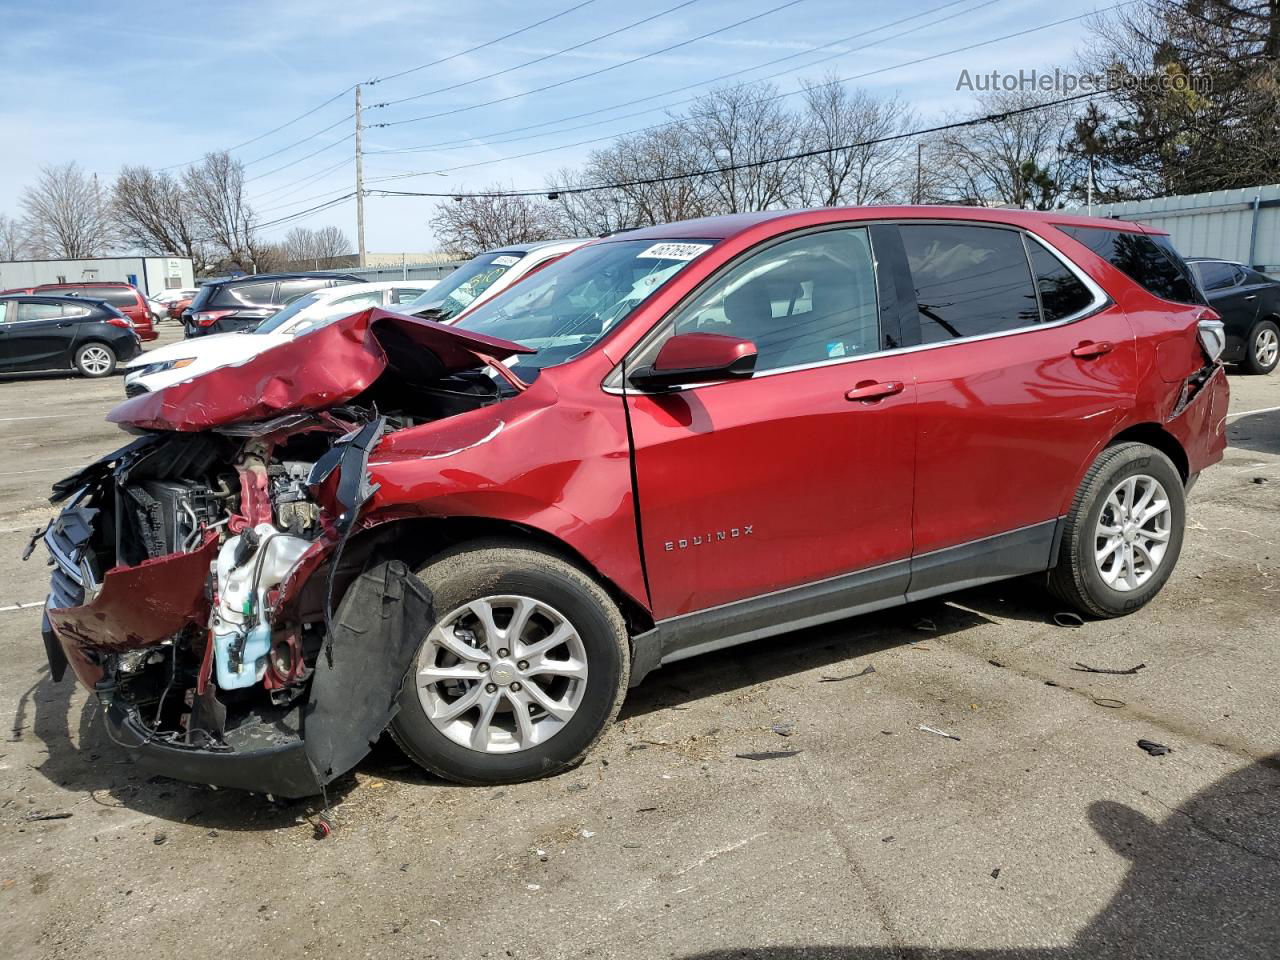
[1060,226,1201,305]
[17,301,66,322]
[218,281,278,306]
[900,224,1040,343]
[81,286,139,308]
[1025,240,1097,322]
[1191,261,1238,292]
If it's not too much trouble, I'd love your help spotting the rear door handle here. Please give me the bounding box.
[1244,294,1258,301]
[1071,340,1113,359]
[845,380,905,402]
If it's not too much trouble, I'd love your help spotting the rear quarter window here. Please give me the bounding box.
[217,281,278,307]
[1060,226,1203,306]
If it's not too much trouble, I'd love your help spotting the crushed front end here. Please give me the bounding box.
[31,308,529,797]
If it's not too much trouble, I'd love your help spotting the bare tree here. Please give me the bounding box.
[111,165,211,273]
[282,225,352,266]
[796,78,917,207]
[0,214,29,260]
[20,162,113,258]
[429,188,564,257]
[682,83,804,213]
[924,90,1080,209]
[183,152,258,272]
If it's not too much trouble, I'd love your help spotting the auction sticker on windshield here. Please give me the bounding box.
[636,242,712,261]
[491,255,521,266]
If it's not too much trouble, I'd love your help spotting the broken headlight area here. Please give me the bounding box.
[35,412,445,796]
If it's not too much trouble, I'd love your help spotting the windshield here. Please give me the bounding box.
[254,292,324,334]
[453,239,715,379]
[405,250,527,320]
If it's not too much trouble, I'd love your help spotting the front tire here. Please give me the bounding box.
[390,540,630,785]
[1049,442,1186,618]
[1244,319,1279,375]
[74,342,116,378]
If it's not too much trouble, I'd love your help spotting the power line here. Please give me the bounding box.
[245,133,354,183]
[366,0,978,157]
[366,2,1120,187]
[367,87,1114,200]
[372,0,705,110]
[243,113,355,168]
[252,157,353,211]
[368,0,602,86]
[158,0,600,172]
[371,0,809,128]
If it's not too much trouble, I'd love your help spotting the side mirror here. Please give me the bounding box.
[629,333,758,390]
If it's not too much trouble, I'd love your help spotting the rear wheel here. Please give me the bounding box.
[1244,319,1279,375]
[1048,442,1185,618]
[390,540,630,785]
[74,342,116,378]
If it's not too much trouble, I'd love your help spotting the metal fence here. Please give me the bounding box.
[1086,185,1280,274]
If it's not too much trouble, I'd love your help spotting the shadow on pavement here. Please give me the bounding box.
[1227,409,1280,457]
[682,754,1280,959]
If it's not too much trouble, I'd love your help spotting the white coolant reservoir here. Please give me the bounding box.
[212,523,311,690]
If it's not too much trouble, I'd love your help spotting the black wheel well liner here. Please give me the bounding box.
[1106,423,1189,481]
[343,515,655,637]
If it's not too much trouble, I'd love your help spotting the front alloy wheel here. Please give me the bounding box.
[390,540,629,785]
[416,595,590,754]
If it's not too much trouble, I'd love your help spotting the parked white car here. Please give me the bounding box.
[122,281,436,395]
[403,239,589,322]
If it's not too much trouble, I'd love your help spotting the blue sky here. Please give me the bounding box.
[1,0,1101,252]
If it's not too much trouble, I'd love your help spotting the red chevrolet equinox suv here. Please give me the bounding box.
[34,207,1227,796]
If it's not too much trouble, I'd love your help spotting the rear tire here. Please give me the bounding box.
[1048,442,1185,618]
[1244,319,1279,375]
[390,540,630,785]
[74,342,116,378]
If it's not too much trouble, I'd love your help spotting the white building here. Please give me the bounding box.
[0,255,195,294]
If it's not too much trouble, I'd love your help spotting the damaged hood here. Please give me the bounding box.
[108,307,534,432]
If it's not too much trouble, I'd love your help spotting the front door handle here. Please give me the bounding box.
[1244,294,1258,301]
[845,380,905,402]
[1071,340,1113,359]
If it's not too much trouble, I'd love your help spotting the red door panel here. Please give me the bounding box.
[628,357,916,619]
[909,305,1136,555]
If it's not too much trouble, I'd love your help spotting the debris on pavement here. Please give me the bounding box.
[991,867,1001,880]
[1072,661,1146,675]
[153,832,167,845]
[881,835,895,843]
[771,721,796,737]
[987,659,1006,668]
[23,811,72,822]
[1053,612,1085,628]
[918,724,961,742]
[735,750,802,761]
[1091,697,1126,709]
[820,665,876,682]
[913,618,937,632]
[1252,476,1269,484]
[1137,739,1172,756]
[312,811,338,839]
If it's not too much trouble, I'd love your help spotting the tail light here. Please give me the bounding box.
[193,310,235,327]
[1196,308,1226,363]
[105,316,131,329]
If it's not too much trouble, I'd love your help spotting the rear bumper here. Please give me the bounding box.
[1169,364,1229,476]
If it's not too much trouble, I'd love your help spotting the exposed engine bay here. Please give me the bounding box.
[32,308,529,797]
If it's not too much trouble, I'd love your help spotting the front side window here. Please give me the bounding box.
[655,227,881,372]
[454,239,712,379]
[0,301,9,324]
[254,292,324,334]
[288,289,385,336]
[278,279,328,304]
[1060,226,1202,305]
[902,224,1040,343]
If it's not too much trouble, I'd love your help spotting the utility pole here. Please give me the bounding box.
[915,142,924,205]
[355,84,367,268]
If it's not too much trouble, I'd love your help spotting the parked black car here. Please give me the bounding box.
[1187,258,1280,375]
[0,295,141,378]
[181,273,365,337]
